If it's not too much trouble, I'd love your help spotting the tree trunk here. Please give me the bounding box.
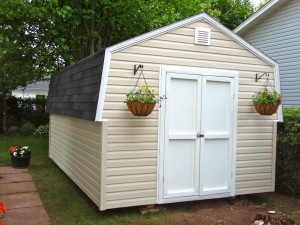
[89,0,96,55]
[1,93,7,134]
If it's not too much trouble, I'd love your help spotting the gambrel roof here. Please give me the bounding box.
[47,50,105,120]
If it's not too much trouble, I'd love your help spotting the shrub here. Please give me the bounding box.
[34,125,49,137]
[7,126,19,136]
[20,122,36,136]
[276,108,300,197]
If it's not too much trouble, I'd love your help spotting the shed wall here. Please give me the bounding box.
[102,19,277,209]
[241,0,300,108]
[49,114,102,207]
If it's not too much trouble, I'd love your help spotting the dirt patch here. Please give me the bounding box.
[139,195,299,225]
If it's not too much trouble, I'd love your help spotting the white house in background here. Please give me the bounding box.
[12,80,49,98]
[234,0,300,108]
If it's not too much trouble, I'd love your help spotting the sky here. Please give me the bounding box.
[251,0,262,6]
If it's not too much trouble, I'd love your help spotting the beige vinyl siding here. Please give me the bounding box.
[49,114,102,207]
[102,19,276,209]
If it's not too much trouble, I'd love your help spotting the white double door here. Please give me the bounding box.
[159,71,236,203]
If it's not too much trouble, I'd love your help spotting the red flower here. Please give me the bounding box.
[9,146,16,151]
[267,93,273,97]
[0,202,6,214]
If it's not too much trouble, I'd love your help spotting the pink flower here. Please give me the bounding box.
[267,93,272,97]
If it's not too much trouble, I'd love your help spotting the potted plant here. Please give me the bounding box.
[252,86,282,115]
[125,84,166,116]
[0,202,5,225]
[8,146,32,168]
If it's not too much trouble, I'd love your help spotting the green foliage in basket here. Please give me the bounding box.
[125,84,160,104]
[252,86,282,105]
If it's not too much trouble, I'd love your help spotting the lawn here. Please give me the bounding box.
[0,136,299,225]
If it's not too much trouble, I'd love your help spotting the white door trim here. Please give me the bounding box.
[157,66,238,204]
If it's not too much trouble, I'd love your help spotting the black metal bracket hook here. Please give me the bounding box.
[256,72,269,82]
[134,64,143,75]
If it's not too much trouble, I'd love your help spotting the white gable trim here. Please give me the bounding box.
[95,13,283,122]
[234,0,289,35]
[95,49,111,121]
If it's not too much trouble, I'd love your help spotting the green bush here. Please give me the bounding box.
[20,122,36,136]
[34,124,49,137]
[276,108,300,197]
[7,126,19,136]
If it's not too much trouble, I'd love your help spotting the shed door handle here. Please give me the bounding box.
[197,133,204,138]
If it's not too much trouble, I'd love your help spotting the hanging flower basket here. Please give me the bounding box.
[125,67,166,117]
[126,101,156,116]
[254,103,279,115]
[252,84,282,116]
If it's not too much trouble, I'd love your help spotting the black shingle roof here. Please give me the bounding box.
[46,50,105,121]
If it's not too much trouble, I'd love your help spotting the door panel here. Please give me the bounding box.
[168,75,198,134]
[203,78,232,134]
[165,140,197,197]
[201,139,229,193]
[163,73,201,198]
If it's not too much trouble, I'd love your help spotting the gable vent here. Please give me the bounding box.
[195,27,211,45]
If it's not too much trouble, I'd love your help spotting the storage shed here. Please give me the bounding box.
[47,13,282,211]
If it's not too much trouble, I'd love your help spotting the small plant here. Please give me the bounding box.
[9,146,31,158]
[125,84,167,105]
[252,86,282,105]
[20,122,35,136]
[34,124,49,137]
[125,84,160,103]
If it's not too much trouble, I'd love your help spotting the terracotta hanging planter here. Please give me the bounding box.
[254,103,279,115]
[127,101,156,116]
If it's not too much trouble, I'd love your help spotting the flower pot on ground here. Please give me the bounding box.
[10,155,31,168]
[8,146,32,168]
[252,86,282,115]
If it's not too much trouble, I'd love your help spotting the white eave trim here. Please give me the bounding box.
[234,0,288,35]
[95,12,283,122]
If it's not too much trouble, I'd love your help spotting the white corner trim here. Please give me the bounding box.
[274,64,283,122]
[95,49,111,121]
[234,0,288,34]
